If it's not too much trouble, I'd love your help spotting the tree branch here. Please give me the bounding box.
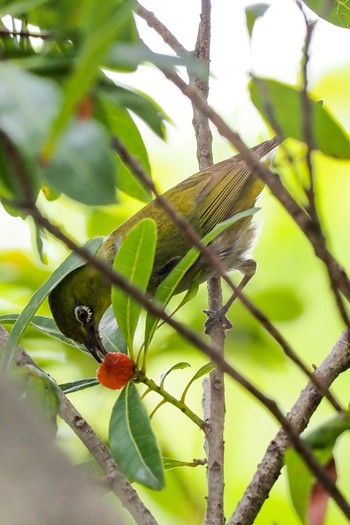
[229,328,350,525]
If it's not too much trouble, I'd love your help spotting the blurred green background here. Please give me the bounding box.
[1,1,350,523]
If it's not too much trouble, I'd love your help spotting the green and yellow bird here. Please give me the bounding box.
[49,137,280,362]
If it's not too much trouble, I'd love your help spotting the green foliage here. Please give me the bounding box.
[2,2,350,524]
[112,218,157,354]
[109,381,165,490]
[250,77,350,158]
[0,1,170,208]
[285,414,350,523]
[303,0,350,28]
[245,3,271,38]
[96,95,152,202]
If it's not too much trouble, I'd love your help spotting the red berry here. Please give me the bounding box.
[96,352,134,390]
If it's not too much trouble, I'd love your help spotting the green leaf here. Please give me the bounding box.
[181,362,215,402]
[109,381,165,489]
[245,3,270,38]
[0,63,60,157]
[0,64,60,201]
[0,237,103,374]
[285,413,350,523]
[304,413,350,451]
[249,77,350,158]
[285,448,313,524]
[96,95,152,202]
[303,0,350,28]
[0,0,50,17]
[0,314,84,350]
[59,377,99,394]
[21,364,60,429]
[108,43,207,78]
[159,362,191,388]
[99,306,127,354]
[112,218,157,352]
[41,119,116,205]
[144,208,259,348]
[44,0,136,154]
[100,79,169,139]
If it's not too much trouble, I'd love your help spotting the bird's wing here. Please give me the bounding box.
[196,159,253,233]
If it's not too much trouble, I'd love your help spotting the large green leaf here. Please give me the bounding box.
[250,77,350,158]
[96,95,152,202]
[0,237,103,374]
[144,208,259,349]
[112,218,157,353]
[41,119,116,205]
[44,0,136,154]
[100,79,169,139]
[0,63,60,202]
[109,381,165,489]
[303,0,350,28]
[0,63,60,156]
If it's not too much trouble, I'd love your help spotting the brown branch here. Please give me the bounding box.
[0,325,158,525]
[188,2,225,524]
[135,2,188,56]
[228,328,350,524]
[0,28,52,39]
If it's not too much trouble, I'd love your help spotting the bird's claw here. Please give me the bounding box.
[203,308,233,335]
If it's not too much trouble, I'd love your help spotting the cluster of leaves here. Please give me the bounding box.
[0,0,170,218]
[1,0,350,520]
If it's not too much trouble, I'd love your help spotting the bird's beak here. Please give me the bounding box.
[84,324,107,363]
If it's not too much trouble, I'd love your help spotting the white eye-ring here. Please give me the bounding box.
[74,305,93,326]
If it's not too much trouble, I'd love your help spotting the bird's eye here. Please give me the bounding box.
[74,305,93,326]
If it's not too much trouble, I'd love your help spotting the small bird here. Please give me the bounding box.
[49,137,280,362]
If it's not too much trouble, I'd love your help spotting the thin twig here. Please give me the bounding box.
[0,28,52,39]
[188,2,225,524]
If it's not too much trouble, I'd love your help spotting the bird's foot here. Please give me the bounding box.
[203,308,233,335]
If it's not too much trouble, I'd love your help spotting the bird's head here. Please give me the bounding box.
[49,265,111,362]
